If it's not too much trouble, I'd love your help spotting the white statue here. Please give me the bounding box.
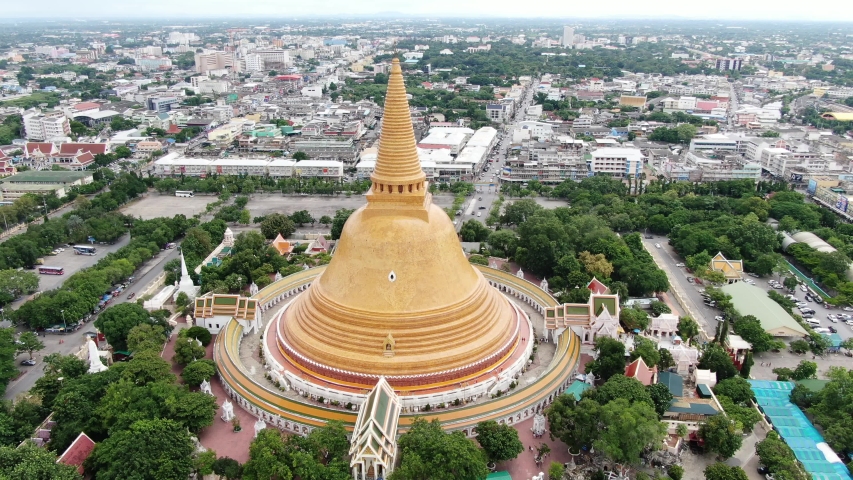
[516,268,524,278]
[87,338,108,374]
[200,379,213,396]
[249,282,259,296]
[254,418,266,438]
[186,314,194,327]
[585,371,596,386]
[221,400,235,422]
[490,261,498,269]
[274,272,283,282]
[533,473,544,480]
[532,413,546,436]
[540,278,549,291]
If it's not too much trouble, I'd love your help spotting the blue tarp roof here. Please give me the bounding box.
[749,380,852,480]
[563,380,591,400]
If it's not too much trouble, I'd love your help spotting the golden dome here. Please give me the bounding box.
[278,58,519,388]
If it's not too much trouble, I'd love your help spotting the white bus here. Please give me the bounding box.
[73,245,97,255]
[175,191,195,198]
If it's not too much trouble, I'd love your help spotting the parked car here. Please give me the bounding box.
[828,314,838,323]
[844,307,853,312]
[714,316,724,322]
[802,313,815,319]
[687,277,695,283]
[675,263,685,267]
[829,326,838,333]
[20,359,36,366]
[800,285,808,292]
[127,292,136,300]
[655,243,661,248]
[748,273,760,278]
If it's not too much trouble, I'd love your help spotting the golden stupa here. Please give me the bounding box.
[279,59,520,389]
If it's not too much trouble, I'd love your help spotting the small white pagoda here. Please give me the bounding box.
[174,252,200,302]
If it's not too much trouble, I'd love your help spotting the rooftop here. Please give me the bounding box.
[0,170,92,184]
[720,283,808,337]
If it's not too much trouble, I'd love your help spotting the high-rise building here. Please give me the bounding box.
[241,53,265,72]
[716,58,743,71]
[23,111,71,141]
[562,26,574,47]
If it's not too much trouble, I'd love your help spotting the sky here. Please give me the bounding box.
[3,0,853,21]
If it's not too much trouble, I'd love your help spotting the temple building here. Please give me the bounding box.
[214,59,579,453]
[543,278,621,344]
[710,252,743,283]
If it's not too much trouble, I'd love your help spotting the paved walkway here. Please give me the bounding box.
[500,416,572,480]
[161,325,255,463]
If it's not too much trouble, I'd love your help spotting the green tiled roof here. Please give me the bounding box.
[563,380,591,400]
[720,283,807,336]
[658,371,683,397]
[564,305,589,315]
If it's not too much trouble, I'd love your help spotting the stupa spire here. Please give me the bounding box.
[369,58,427,198]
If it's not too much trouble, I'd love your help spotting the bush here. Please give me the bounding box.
[186,326,212,346]
[181,359,216,388]
[668,464,684,480]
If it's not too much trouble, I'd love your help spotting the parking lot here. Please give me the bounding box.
[121,193,213,220]
[645,236,853,342]
[27,238,131,298]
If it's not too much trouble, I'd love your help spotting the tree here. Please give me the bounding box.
[86,418,194,480]
[212,457,243,480]
[192,449,217,478]
[15,331,44,359]
[756,431,808,480]
[587,337,626,381]
[390,417,488,480]
[173,330,207,365]
[290,210,314,227]
[292,151,309,161]
[120,350,175,385]
[242,429,291,480]
[488,230,518,256]
[319,215,333,226]
[182,359,217,388]
[792,360,817,380]
[594,399,667,472]
[186,326,213,346]
[94,303,158,351]
[717,395,762,433]
[677,316,700,345]
[699,343,738,383]
[593,375,653,407]
[114,146,132,159]
[646,382,674,416]
[629,337,660,367]
[619,307,650,331]
[238,209,251,225]
[658,348,675,370]
[460,220,490,242]
[698,414,743,459]
[790,339,811,354]
[260,213,296,239]
[579,251,614,278]
[548,461,565,480]
[126,324,167,354]
[649,300,671,316]
[713,377,753,404]
[547,396,601,451]
[0,269,39,305]
[0,443,82,480]
[783,276,799,291]
[704,463,749,480]
[475,420,523,463]
[733,315,780,353]
[330,208,354,240]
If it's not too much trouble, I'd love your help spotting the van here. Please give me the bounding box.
[805,318,821,326]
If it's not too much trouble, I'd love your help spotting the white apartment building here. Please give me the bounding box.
[194,51,236,73]
[23,111,71,141]
[689,134,740,152]
[253,49,290,66]
[518,121,554,139]
[241,53,265,72]
[589,147,645,178]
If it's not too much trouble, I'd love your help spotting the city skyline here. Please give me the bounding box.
[1,0,853,22]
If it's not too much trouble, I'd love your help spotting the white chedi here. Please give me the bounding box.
[220,400,235,422]
[200,379,213,396]
[254,418,266,438]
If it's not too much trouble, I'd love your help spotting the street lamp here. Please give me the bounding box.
[61,309,66,333]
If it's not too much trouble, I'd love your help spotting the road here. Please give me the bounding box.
[644,235,853,342]
[457,81,537,232]
[5,246,181,400]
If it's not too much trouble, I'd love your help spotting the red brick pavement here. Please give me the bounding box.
[161,329,254,463]
[499,416,572,480]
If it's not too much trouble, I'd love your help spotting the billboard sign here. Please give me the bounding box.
[807,179,818,195]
